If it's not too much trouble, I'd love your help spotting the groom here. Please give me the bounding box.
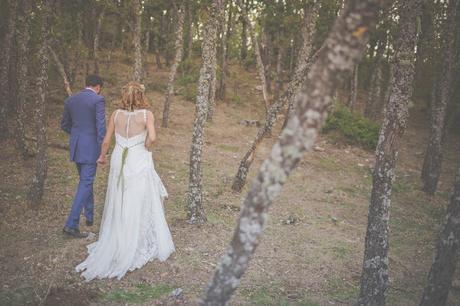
[61,74,106,238]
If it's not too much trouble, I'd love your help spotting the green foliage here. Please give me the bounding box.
[322,104,379,150]
[103,283,173,303]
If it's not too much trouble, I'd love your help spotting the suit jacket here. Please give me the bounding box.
[61,89,106,164]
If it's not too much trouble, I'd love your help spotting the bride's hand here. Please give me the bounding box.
[97,155,106,165]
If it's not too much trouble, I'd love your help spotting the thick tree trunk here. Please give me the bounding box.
[236,0,270,115]
[162,6,185,128]
[217,2,233,101]
[421,0,459,195]
[187,0,224,224]
[231,2,321,192]
[207,53,218,122]
[365,35,387,119]
[93,7,105,75]
[132,0,143,82]
[200,1,386,304]
[347,64,359,111]
[419,166,460,306]
[16,0,32,159]
[0,0,18,140]
[357,1,422,305]
[49,46,72,96]
[28,0,51,205]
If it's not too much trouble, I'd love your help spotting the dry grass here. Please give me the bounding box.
[1,51,460,305]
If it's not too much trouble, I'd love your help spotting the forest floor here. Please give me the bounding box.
[1,52,460,306]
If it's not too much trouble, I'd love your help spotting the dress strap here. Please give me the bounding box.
[114,109,120,124]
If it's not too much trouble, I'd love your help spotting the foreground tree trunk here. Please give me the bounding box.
[49,46,72,96]
[421,0,459,195]
[28,0,51,205]
[419,166,460,306]
[162,6,185,128]
[0,0,18,140]
[199,1,386,304]
[186,0,223,224]
[132,0,143,82]
[236,0,270,115]
[231,1,320,192]
[16,0,32,159]
[357,1,422,305]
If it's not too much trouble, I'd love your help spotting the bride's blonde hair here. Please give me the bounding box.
[120,81,150,111]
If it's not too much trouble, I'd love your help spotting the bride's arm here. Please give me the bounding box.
[97,111,116,165]
[145,111,156,148]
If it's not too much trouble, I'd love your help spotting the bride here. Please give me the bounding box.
[76,82,175,281]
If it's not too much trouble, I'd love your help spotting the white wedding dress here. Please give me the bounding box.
[76,109,175,281]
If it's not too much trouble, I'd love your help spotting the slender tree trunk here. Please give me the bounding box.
[421,0,459,195]
[240,0,248,61]
[357,1,422,305]
[132,0,143,82]
[217,1,233,101]
[28,0,51,205]
[420,166,460,306]
[365,35,387,119]
[347,64,359,111]
[162,5,185,128]
[281,2,321,128]
[183,2,193,61]
[187,0,224,224]
[236,0,270,116]
[200,1,386,304]
[153,31,163,69]
[0,0,18,140]
[93,7,105,75]
[16,0,32,159]
[231,1,321,192]
[49,46,72,96]
[274,44,284,102]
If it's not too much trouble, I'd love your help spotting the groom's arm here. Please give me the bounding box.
[61,100,72,134]
[95,96,106,148]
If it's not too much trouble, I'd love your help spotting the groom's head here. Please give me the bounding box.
[85,74,104,94]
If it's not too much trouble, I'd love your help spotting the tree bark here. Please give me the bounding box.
[132,0,143,82]
[419,166,460,306]
[347,64,359,111]
[207,53,218,122]
[274,43,285,102]
[231,1,321,192]
[357,1,422,305]
[16,0,33,159]
[200,1,386,304]
[421,0,459,195]
[49,46,72,97]
[93,7,105,75]
[187,0,224,224]
[162,5,185,128]
[28,0,51,205]
[0,0,18,140]
[240,0,248,61]
[236,0,270,116]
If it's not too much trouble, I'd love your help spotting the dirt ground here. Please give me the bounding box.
[1,52,460,305]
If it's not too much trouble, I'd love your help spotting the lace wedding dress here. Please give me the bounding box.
[76,109,175,281]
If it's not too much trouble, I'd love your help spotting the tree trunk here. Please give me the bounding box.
[357,1,422,305]
[421,0,459,195]
[132,0,143,82]
[365,35,387,119]
[93,7,105,75]
[183,2,193,61]
[347,64,359,111]
[200,1,386,304]
[162,5,185,128]
[49,46,72,96]
[207,53,218,122]
[217,1,233,101]
[231,1,321,192]
[0,0,18,140]
[16,0,32,159]
[28,0,51,205]
[274,44,285,102]
[281,2,321,129]
[187,0,224,224]
[419,166,460,306]
[240,0,248,61]
[236,0,270,116]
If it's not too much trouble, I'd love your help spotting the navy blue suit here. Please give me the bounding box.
[61,88,106,229]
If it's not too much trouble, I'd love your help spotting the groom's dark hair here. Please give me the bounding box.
[85,74,104,87]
